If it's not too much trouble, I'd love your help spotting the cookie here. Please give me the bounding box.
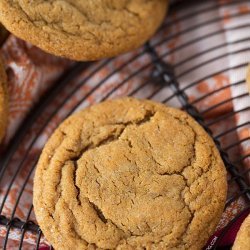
[233,213,250,250]
[0,56,8,143]
[33,97,227,250]
[0,1,168,61]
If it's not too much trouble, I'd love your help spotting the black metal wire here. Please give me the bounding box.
[191,80,246,105]
[174,37,250,69]
[207,107,250,127]
[201,94,249,116]
[177,48,250,79]
[18,205,34,250]
[164,63,248,103]
[240,168,250,179]
[35,230,43,250]
[226,191,250,207]
[142,61,248,103]
[233,155,250,164]
[164,0,249,24]
[154,20,250,50]
[224,137,250,151]
[228,163,250,185]
[215,121,250,139]
[126,46,249,102]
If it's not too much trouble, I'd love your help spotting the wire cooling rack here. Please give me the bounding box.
[0,0,250,249]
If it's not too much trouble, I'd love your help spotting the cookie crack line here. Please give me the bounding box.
[45,171,91,248]
[69,110,156,220]
[62,197,96,248]
[176,145,217,248]
[86,194,128,236]
[68,109,156,163]
[89,200,107,224]
[47,110,156,233]
[73,161,81,206]
[153,114,197,177]
[44,110,156,215]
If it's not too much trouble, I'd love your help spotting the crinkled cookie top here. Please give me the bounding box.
[0,0,168,60]
[34,97,227,250]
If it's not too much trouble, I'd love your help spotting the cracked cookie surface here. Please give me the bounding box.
[0,0,168,61]
[0,56,8,143]
[33,97,227,250]
[233,214,250,250]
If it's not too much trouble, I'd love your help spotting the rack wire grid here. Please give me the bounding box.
[0,0,250,249]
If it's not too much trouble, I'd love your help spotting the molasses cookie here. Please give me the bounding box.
[33,97,227,250]
[233,213,250,250]
[0,56,8,142]
[0,1,168,61]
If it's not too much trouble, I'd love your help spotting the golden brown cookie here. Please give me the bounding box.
[233,213,250,250]
[0,1,168,61]
[0,55,8,143]
[33,98,227,250]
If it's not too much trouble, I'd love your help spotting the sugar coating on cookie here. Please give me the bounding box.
[233,214,250,250]
[33,98,227,250]
[0,0,168,61]
[0,56,8,143]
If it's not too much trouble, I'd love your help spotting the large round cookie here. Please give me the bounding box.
[0,1,168,61]
[33,98,227,250]
[233,213,250,250]
[0,56,8,143]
